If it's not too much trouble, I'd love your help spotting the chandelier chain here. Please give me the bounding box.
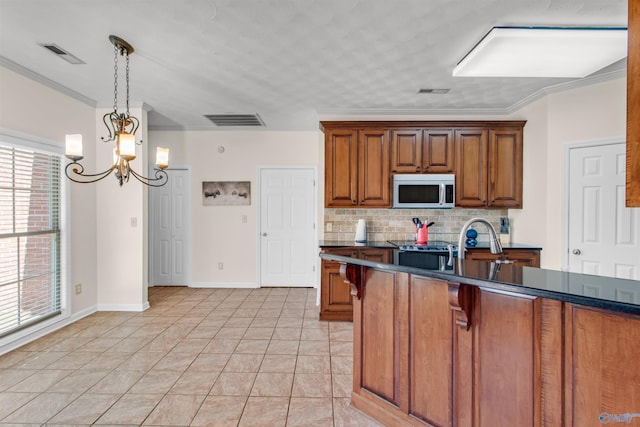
[126,52,130,114]
[112,43,118,113]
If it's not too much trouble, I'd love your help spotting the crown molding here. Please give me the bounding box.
[0,55,97,107]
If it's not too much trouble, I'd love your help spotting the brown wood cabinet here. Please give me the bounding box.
[465,247,540,267]
[390,128,455,173]
[628,1,640,206]
[319,247,391,321]
[454,128,488,207]
[322,121,525,209]
[344,264,640,427]
[324,127,390,208]
[455,127,523,208]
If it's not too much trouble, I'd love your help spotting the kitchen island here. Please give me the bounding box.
[319,251,640,427]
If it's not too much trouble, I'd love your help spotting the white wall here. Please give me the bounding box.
[148,130,320,286]
[0,67,98,315]
[510,77,627,269]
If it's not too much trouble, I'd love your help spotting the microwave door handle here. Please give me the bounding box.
[439,183,445,206]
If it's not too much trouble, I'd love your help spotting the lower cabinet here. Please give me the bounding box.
[465,247,540,267]
[346,265,640,427]
[319,247,391,321]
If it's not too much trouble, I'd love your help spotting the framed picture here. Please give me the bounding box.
[202,181,251,206]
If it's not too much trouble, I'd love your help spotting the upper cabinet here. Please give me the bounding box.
[455,126,523,208]
[489,128,523,208]
[324,126,390,208]
[390,128,455,173]
[627,2,640,207]
[454,128,488,207]
[324,128,358,207]
[322,121,525,209]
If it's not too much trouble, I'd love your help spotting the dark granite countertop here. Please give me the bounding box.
[319,251,640,315]
[318,240,542,250]
[319,240,397,248]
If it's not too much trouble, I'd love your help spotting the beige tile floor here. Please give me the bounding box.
[0,287,383,426]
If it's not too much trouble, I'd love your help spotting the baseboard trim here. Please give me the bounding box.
[189,282,259,289]
[0,305,98,356]
[96,301,150,312]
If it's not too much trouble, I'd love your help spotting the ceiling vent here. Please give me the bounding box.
[40,43,85,64]
[418,88,450,94]
[204,114,265,127]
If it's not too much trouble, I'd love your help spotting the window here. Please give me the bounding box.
[0,143,61,338]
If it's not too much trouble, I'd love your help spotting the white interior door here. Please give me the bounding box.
[150,168,190,286]
[568,143,640,279]
[260,168,316,287]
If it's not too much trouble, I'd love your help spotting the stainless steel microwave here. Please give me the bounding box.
[392,174,455,209]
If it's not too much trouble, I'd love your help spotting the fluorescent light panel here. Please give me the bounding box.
[453,27,627,78]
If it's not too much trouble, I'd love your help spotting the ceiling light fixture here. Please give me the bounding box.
[65,35,169,187]
[452,27,628,78]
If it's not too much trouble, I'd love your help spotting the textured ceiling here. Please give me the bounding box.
[0,0,628,131]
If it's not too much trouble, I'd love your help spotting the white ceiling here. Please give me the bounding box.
[0,0,628,131]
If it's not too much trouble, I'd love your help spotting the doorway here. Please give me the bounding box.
[259,167,316,287]
[149,168,191,286]
[567,141,640,279]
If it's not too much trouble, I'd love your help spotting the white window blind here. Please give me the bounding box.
[0,143,61,338]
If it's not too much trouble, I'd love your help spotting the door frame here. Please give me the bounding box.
[148,165,192,287]
[562,137,625,271]
[256,165,319,288]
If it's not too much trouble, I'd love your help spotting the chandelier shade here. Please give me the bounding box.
[64,35,169,187]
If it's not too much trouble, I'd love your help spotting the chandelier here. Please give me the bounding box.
[64,35,169,187]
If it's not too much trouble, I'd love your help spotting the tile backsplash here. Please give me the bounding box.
[323,208,508,242]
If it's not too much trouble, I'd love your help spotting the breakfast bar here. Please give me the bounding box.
[320,251,640,427]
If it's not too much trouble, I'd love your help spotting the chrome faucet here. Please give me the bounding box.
[457,217,503,260]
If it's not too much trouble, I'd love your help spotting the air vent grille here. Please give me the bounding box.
[204,114,265,127]
[40,43,85,64]
[418,88,450,94]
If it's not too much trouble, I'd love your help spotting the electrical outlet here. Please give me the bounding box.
[326,222,333,232]
[241,215,247,223]
[130,217,137,227]
[218,262,224,270]
[75,283,82,295]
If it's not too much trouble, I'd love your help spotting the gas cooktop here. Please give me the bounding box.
[387,240,457,252]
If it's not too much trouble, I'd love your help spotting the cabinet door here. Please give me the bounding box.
[358,248,392,263]
[488,128,523,208]
[358,129,391,207]
[422,129,454,173]
[502,249,540,267]
[463,248,500,263]
[455,129,488,207]
[391,129,422,173]
[320,259,354,321]
[325,129,358,207]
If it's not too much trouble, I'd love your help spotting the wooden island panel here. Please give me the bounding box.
[408,276,453,426]
[346,263,626,427]
[360,268,398,404]
[565,304,640,426]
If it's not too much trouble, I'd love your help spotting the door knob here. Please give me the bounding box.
[262,233,267,237]
[572,249,582,255]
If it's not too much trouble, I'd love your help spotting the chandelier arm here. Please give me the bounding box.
[128,167,169,187]
[65,161,117,184]
[101,111,118,142]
